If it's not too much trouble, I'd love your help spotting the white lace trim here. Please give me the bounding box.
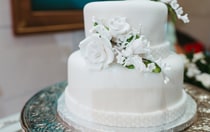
[64,90,187,127]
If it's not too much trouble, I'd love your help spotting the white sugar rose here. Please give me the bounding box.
[108,16,131,38]
[79,34,114,70]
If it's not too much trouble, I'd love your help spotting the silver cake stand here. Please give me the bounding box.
[21,81,210,131]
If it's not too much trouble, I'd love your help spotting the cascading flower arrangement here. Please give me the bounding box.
[152,0,189,23]
[79,0,189,73]
[79,16,161,73]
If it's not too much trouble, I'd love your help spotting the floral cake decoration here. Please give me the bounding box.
[152,0,189,23]
[79,16,162,73]
[79,0,189,73]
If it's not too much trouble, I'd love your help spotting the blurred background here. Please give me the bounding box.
[0,0,210,121]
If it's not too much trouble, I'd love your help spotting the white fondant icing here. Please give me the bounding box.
[65,87,187,127]
[63,0,187,128]
[67,51,184,111]
[84,1,168,46]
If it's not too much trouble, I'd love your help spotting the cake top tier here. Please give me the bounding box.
[84,0,168,46]
[79,0,189,71]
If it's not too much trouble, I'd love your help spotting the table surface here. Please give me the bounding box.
[0,113,22,132]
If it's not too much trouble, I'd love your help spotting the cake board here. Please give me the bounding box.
[21,82,210,131]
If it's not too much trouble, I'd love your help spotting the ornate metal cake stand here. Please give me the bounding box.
[21,81,210,131]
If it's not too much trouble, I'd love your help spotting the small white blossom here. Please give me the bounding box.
[155,58,171,71]
[125,35,151,56]
[186,63,201,78]
[125,56,147,71]
[192,52,205,62]
[122,48,133,57]
[90,25,112,40]
[196,73,210,89]
[160,0,190,23]
[201,59,207,64]
[175,7,184,15]
[147,63,156,72]
[170,0,179,9]
[116,53,125,65]
[178,14,190,23]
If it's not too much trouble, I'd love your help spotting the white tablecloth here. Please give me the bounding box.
[0,113,22,132]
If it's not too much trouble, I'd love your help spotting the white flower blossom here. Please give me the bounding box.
[79,16,162,73]
[79,34,114,70]
[125,56,147,71]
[192,52,205,62]
[90,25,112,40]
[196,73,210,89]
[201,59,207,64]
[170,0,179,9]
[147,63,156,72]
[155,58,171,71]
[122,48,133,57]
[178,14,190,23]
[186,63,201,78]
[116,53,126,65]
[175,7,183,15]
[160,0,190,23]
[130,36,151,55]
[108,16,131,38]
[120,35,150,58]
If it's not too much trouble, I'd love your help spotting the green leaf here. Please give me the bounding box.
[204,51,210,63]
[196,60,210,74]
[126,65,135,69]
[143,59,161,73]
[136,34,140,39]
[124,59,161,73]
[127,35,134,43]
[168,5,177,23]
[186,52,194,62]
[151,0,177,24]
[94,22,98,26]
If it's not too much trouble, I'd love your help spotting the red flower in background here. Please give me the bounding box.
[183,42,204,53]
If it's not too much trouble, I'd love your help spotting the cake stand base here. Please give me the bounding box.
[57,94,197,132]
[22,82,210,131]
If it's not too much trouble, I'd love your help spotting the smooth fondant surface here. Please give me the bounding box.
[64,0,187,128]
[84,1,168,46]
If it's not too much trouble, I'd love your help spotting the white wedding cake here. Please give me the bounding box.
[63,0,190,128]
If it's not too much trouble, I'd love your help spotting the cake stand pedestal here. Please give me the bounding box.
[21,81,210,131]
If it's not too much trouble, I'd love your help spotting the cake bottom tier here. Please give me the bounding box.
[64,89,187,127]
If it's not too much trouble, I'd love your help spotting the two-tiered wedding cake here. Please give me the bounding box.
[62,0,191,128]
